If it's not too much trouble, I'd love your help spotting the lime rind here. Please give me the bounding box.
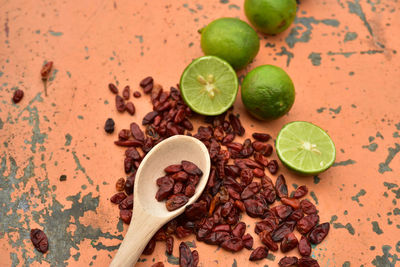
[276,121,336,176]
[180,56,239,116]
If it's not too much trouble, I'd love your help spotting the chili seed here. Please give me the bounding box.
[109,83,118,94]
[242,233,253,249]
[119,209,132,224]
[249,246,268,261]
[140,76,153,88]
[308,223,330,244]
[118,129,131,140]
[30,229,49,253]
[298,257,320,267]
[110,192,127,204]
[166,236,174,255]
[298,235,311,256]
[115,95,126,112]
[122,85,130,100]
[266,160,279,174]
[125,102,135,115]
[252,132,271,142]
[115,178,126,191]
[104,118,115,133]
[293,185,308,198]
[40,61,53,80]
[12,89,24,104]
[280,232,298,253]
[278,256,299,267]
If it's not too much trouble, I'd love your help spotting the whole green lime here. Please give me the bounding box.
[244,0,297,35]
[241,65,295,120]
[200,18,260,70]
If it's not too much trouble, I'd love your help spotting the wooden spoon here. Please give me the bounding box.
[110,135,211,267]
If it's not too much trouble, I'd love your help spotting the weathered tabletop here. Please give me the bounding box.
[1,0,399,266]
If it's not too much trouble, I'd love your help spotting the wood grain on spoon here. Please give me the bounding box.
[110,135,210,267]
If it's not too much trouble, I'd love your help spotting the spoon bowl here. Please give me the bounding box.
[110,135,210,267]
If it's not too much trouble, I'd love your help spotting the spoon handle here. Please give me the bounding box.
[110,209,161,267]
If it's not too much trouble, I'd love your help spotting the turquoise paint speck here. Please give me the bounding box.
[344,32,358,42]
[351,189,366,206]
[363,143,378,152]
[371,221,383,234]
[0,71,3,77]
[285,17,340,48]
[333,159,356,166]
[72,151,94,185]
[65,133,72,146]
[49,30,64,36]
[49,69,58,82]
[308,52,322,66]
[228,4,240,10]
[310,191,319,204]
[66,71,71,78]
[135,35,144,43]
[329,106,342,114]
[276,47,294,67]
[378,143,400,174]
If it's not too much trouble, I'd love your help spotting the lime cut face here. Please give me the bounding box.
[180,56,239,116]
[276,121,336,175]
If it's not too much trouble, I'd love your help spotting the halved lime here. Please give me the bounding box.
[276,121,336,176]
[180,56,239,116]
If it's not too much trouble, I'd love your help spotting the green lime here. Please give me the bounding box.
[241,65,295,120]
[200,18,260,70]
[244,0,297,35]
[276,121,336,176]
[180,56,239,116]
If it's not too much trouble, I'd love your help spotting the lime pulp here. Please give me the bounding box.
[179,56,239,116]
[276,121,336,175]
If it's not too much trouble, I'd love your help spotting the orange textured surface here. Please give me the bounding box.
[1,0,400,266]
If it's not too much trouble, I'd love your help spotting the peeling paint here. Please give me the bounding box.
[378,144,400,173]
[285,17,340,48]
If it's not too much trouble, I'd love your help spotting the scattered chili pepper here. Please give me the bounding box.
[108,83,118,94]
[30,229,49,253]
[40,61,53,80]
[12,89,24,103]
[104,118,115,133]
[40,61,53,96]
[107,77,330,266]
